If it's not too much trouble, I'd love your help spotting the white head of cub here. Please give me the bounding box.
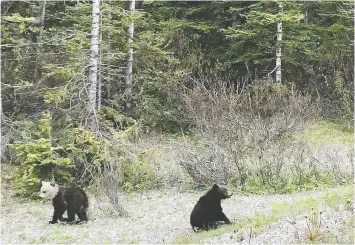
[39,181,59,200]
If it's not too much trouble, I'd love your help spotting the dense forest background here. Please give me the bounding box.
[1,1,354,199]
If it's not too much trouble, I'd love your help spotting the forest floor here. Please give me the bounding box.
[1,185,353,244]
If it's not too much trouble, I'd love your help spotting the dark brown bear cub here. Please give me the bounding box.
[39,181,89,224]
[190,184,232,231]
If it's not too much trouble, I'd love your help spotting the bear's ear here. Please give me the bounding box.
[213,184,219,189]
[50,181,56,187]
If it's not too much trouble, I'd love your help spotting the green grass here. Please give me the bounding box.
[174,185,354,244]
[52,234,75,243]
[120,232,139,244]
[297,121,353,146]
[175,212,279,244]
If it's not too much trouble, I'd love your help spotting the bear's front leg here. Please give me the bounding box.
[49,207,66,224]
[217,211,230,224]
[49,210,59,224]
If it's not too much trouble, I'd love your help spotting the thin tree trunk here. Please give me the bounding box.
[98,0,112,112]
[275,3,283,83]
[87,0,101,131]
[34,0,46,82]
[304,10,308,23]
[97,4,103,112]
[107,1,112,99]
[231,12,240,29]
[125,0,135,116]
[0,3,2,120]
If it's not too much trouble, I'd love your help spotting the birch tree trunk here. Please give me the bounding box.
[97,5,103,112]
[275,3,283,83]
[231,12,240,29]
[34,0,46,82]
[304,10,308,23]
[87,0,100,131]
[0,3,3,120]
[125,0,135,116]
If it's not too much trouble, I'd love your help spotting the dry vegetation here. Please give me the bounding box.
[1,79,353,244]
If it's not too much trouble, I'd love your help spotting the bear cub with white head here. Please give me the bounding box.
[39,181,89,224]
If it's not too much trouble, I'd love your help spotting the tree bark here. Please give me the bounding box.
[304,10,308,23]
[97,2,103,113]
[125,0,135,116]
[87,0,101,131]
[231,12,240,29]
[34,0,46,82]
[275,3,283,83]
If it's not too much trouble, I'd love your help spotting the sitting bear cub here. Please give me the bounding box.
[39,181,89,224]
[190,184,232,231]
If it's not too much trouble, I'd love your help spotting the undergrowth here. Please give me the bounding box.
[235,168,346,195]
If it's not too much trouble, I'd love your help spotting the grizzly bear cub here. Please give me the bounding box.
[39,181,89,224]
[190,184,232,231]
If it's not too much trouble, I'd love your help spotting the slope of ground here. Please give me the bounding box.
[1,185,353,244]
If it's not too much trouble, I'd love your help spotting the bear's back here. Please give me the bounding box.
[62,187,88,208]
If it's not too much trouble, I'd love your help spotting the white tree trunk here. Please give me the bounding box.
[275,3,283,83]
[231,12,240,29]
[125,0,135,116]
[0,2,1,117]
[304,10,308,23]
[87,0,100,130]
[34,0,46,81]
[97,4,103,113]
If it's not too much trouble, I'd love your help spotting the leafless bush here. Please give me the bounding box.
[242,141,316,191]
[98,168,128,217]
[311,145,354,182]
[179,76,321,186]
[178,136,234,186]
[89,139,129,216]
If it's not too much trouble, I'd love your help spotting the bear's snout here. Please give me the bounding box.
[226,192,233,198]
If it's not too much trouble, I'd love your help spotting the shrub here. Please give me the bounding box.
[98,106,136,131]
[98,137,164,195]
[178,137,233,187]
[120,157,157,193]
[11,111,72,198]
[179,77,325,192]
[58,128,103,186]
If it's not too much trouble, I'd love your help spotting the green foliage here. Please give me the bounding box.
[2,0,353,198]
[10,112,105,196]
[237,168,337,195]
[11,113,72,198]
[133,16,189,133]
[98,106,136,131]
[63,128,101,156]
[43,88,68,107]
[59,128,102,186]
[3,13,36,23]
[119,152,160,193]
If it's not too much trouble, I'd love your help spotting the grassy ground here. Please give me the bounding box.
[174,185,354,244]
[296,121,353,146]
[1,120,353,244]
[1,186,353,244]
